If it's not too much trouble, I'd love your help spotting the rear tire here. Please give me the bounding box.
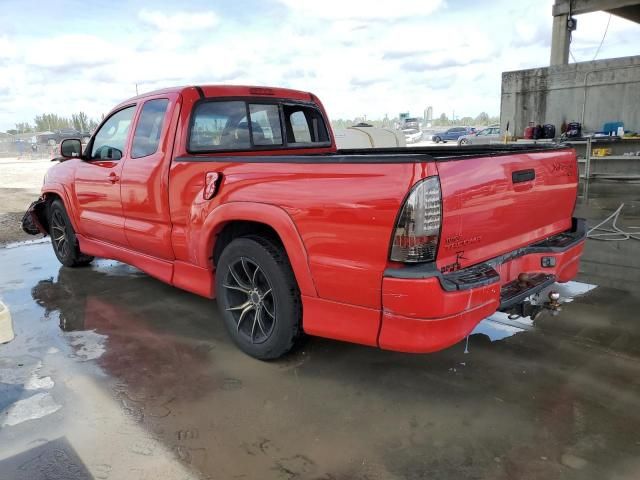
[215,236,302,360]
[48,199,93,267]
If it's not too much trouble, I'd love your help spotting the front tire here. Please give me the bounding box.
[48,199,93,267]
[215,236,302,360]
[459,138,469,145]
[433,136,441,143]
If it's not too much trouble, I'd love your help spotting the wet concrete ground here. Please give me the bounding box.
[0,182,639,479]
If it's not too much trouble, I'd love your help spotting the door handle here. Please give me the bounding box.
[108,172,120,184]
[512,169,535,184]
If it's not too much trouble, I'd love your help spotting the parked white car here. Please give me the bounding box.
[458,125,501,145]
[403,128,423,144]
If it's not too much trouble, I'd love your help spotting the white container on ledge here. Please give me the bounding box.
[0,300,15,344]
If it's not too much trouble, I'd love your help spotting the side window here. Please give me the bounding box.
[189,101,249,151]
[282,105,329,144]
[249,104,283,146]
[131,99,169,158]
[91,106,136,160]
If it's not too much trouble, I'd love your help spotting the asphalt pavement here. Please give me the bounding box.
[0,182,639,479]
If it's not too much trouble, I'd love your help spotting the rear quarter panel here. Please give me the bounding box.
[169,160,436,309]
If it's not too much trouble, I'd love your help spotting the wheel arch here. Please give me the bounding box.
[201,202,318,297]
[42,183,80,232]
[41,184,81,234]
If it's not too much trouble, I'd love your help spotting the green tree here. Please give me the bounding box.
[34,113,72,132]
[459,116,474,126]
[433,113,449,126]
[72,111,90,132]
[14,122,34,133]
[474,112,490,126]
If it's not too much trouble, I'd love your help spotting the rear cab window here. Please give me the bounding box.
[248,104,283,146]
[282,104,329,145]
[188,99,329,153]
[190,101,249,151]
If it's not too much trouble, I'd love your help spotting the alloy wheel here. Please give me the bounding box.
[51,210,69,259]
[222,257,276,344]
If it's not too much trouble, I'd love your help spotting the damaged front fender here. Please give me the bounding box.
[22,198,48,236]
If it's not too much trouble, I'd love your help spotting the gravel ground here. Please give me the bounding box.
[0,157,52,245]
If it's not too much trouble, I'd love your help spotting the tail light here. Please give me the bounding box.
[390,176,442,263]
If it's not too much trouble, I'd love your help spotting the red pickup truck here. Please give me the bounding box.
[23,85,585,359]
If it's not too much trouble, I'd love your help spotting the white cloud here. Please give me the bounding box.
[138,9,219,31]
[1,0,638,131]
[23,34,121,69]
[276,0,444,19]
[569,11,639,61]
[0,36,17,59]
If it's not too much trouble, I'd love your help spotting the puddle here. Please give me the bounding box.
[469,280,598,343]
[64,330,107,362]
[0,360,59,428]
[1,391,61,427]
[3,237,50,249]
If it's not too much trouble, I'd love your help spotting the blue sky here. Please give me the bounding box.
[0,0,638,130]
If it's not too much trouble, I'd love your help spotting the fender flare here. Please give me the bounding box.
[199,202,318,297]
[42,183,82,233]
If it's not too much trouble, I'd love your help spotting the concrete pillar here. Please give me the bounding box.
[550,14,570,65]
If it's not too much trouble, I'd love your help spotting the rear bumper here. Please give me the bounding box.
[379,218,586,353]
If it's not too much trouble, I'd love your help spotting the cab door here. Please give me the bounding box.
[120,94,179,260]
[74,105,137,246]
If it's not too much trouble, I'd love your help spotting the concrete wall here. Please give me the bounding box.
[501,55,640,136]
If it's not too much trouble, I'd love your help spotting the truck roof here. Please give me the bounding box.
[116,85,316,109]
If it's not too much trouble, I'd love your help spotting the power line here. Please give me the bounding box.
[592,13,612,61]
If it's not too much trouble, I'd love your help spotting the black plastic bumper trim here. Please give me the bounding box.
[384,218,586,292]
[21,198,48,235]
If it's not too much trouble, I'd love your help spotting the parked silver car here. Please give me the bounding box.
[458,125,501,145]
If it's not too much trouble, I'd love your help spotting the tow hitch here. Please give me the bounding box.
[500,272,563,320]
[506,290,563,320]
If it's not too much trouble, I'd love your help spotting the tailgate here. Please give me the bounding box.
[435,148,578,271]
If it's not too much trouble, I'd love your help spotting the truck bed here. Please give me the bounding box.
[176,144,571,164]
[336,144,570,160]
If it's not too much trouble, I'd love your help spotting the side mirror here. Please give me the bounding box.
[60,138,83,158]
